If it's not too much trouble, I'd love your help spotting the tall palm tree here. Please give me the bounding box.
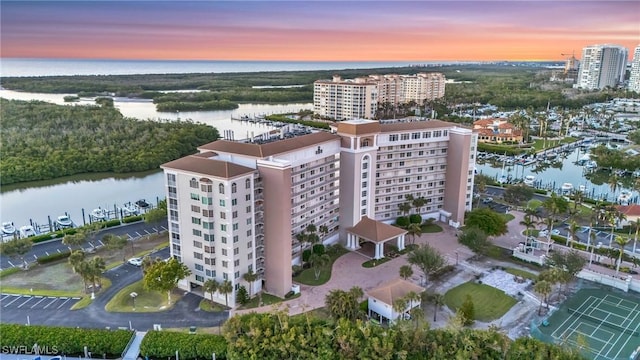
[534,280,552,315]
[218,280,233,307]
[398,202,412,217]
[588,227,598,268]
[629,220,640,254]
[393,297,409,321]
[308,253,331,280]
[608,174,620,195]
[571,189,585,213]
[542,194,561,254]
[399,265,413,280]
[614,236,630,275]
[520,213,537,251]
[432,293,444,322]
[566,219,580,248]
[242,271,259,299]
[68,250,85,274]
[406,223,422,246]
[412,197,427,215]
[203,278,219,303]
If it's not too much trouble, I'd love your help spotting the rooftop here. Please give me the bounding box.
[161,154,254,179]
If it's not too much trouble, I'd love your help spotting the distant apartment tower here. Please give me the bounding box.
[576,44,628,90]
[163,118,476,305]
[314,73,446,120]
[629,45,640,93]
[313,75,379,120]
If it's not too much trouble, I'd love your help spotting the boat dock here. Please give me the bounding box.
[231,114,287,128]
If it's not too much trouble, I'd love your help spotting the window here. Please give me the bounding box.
[422,131,431,138]
[219,199,225,206]
[195,275,204,282]
[219,212,226,219]
[232,199,238,206]
[234,247,239,255]
[222,261,228,268]
[248,252,253,260]
[246,218,252,225]
[222,249,228,256]
[221,224,227,231]
[246,206,251,213]
[167,173,176,182]
[219,183,225,194]
[194,252,203,260]
[204,245,213,253]
[221,236,227,244]
[202,197,212,205]
[233,211,238,218]
[190,178,198,188]
[195,264,204,271]
[193,241,202,248]
[233,235,239,243]
[235,271,240,279]
[247,241,253,248]
[233,223,239,230]
[204,234,214,242]
[201,184,212,192]
[412,132,420,139]
[245,178,251,189]
[191,217,201,225]
[401,133,410,140]
[245,194,251,201]
[389,134,398,141]
[190,193,200,200]
[234,259,240,267]
[231,183,237,193]
[223,273,229,280]
[202,209,213,217]
[192,229,202,237]
[203,221,214,229]
[362,162,368,170]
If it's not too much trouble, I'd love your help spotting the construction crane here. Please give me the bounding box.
[560,51,578,74]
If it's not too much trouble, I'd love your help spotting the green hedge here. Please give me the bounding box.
[104,219,122,228]
[139,331,227,360]
[31,228,78,244]
[0,324,132,358]
[477,142,526,156]
[0,267,21,279]
[122,215,143,224]
[37,250,71,264]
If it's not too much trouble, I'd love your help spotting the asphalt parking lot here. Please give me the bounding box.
[1,293,80,311]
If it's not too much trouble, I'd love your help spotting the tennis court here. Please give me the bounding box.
[533,288,640,360]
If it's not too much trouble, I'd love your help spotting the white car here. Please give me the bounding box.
[128,257,143,267]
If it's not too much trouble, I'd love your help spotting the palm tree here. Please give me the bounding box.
[534,280,552,315]
[68,250,85,274]
[399,265,413,280]
[614,236,630,275]
[406,223,422,246]
[218,280,233,307]
[566,219,580,248]
[588,227,598,268]
[629,220,640,255]
[520,212,537,251]
[571,189,585,213]
[88,257,106,288]
[242,271,259,299]
[308,253,331,280]
[393,297,409,321]
[398,202,412,217]
[411,196,427,215]
[608,174,620,194]
[203,278,219,303]
[542,195,560,254]
[432,293,444,322]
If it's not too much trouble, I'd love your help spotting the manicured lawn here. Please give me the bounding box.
[198,298,227,312]
[239,293,286,309]
[105,280,182,312]
[527,199,542,210]
[421,224,443,233]
[505,267,538,281]
[501,213,515,222]
[532,137,577,151]
[444,281,517,322]
[293,247,348,286]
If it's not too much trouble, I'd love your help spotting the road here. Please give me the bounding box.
[0,220,168,270]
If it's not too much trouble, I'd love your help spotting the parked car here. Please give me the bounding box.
[482,197,493,204]
[128,257,143,267]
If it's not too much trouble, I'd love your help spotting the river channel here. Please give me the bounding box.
[1,90,637,230]
[0,89,311,229]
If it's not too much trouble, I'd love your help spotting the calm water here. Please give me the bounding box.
[0,89,311,228]
[0,59,428,77]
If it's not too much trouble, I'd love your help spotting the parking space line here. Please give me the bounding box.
[127,233,134,239]
[30,296,46,308]
[3,295,22,307]
[135,232,142,237]
[57,298,71,309]
[17,296,34,308]
[152,227,158,232]
[43,297,58,309]
[0,294,11,301]
[144,229,151,235]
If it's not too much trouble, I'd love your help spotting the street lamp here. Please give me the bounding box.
[455,251,459,266]
[130,292,138,311]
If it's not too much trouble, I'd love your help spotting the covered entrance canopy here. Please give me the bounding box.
[345,216,407,259]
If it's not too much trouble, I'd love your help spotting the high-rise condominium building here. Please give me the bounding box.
[162,118,476,305]
[629,45,640,93]
[314,73,446,120]
[576,44,628,90]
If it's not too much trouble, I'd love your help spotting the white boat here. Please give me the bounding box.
[578,185,587,193]
[2,222,16,236]
[523,175,535,186]
[121,202,139,216]
[561,183,574,193]
[585,160,598,169]
[56,215,73,228]
[90,208,108,221]
[498,175,508,184]
[19,225,36,238]
[618,191,633,205]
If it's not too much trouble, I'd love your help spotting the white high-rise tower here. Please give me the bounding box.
[629,45,640,93]
[576,44,628,90]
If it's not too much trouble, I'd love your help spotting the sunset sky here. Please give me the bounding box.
[1,1,639,62]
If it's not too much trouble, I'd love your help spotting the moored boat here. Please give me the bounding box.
[523,175,536,186]
[561,183,574,194]
[618,190,633,205]
[2,222,16,236]
[56,215,73,228]
[90,208,108,221]
[19,225,36,238]
[121,202,140,216]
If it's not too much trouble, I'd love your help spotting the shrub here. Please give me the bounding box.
[430,265,456,280]
[409,214,422,224]
[312,244,325,255]
[359,300,368,312]
[284,291,295,299]
[140,331,227,359]
[236,286,249,305]
[458,295,475,325]
[302,249,312,263]
[103,219,122,228]
[37,251,71,264]
[396,216,410,228]
[122,215,143,224]
[0,267,21,278]
[0,324,132,357]
[292,265,303,277]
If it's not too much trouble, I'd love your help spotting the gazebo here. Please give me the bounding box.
[345,216,407,259]
[367,278,424,324]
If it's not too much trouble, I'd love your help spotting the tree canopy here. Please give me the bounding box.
[143,257,191,304]
[0,99,219,185]
[464,208,508,237]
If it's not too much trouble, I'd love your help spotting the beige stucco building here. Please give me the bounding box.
[314,73,446,120]
[162,118,476,306]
